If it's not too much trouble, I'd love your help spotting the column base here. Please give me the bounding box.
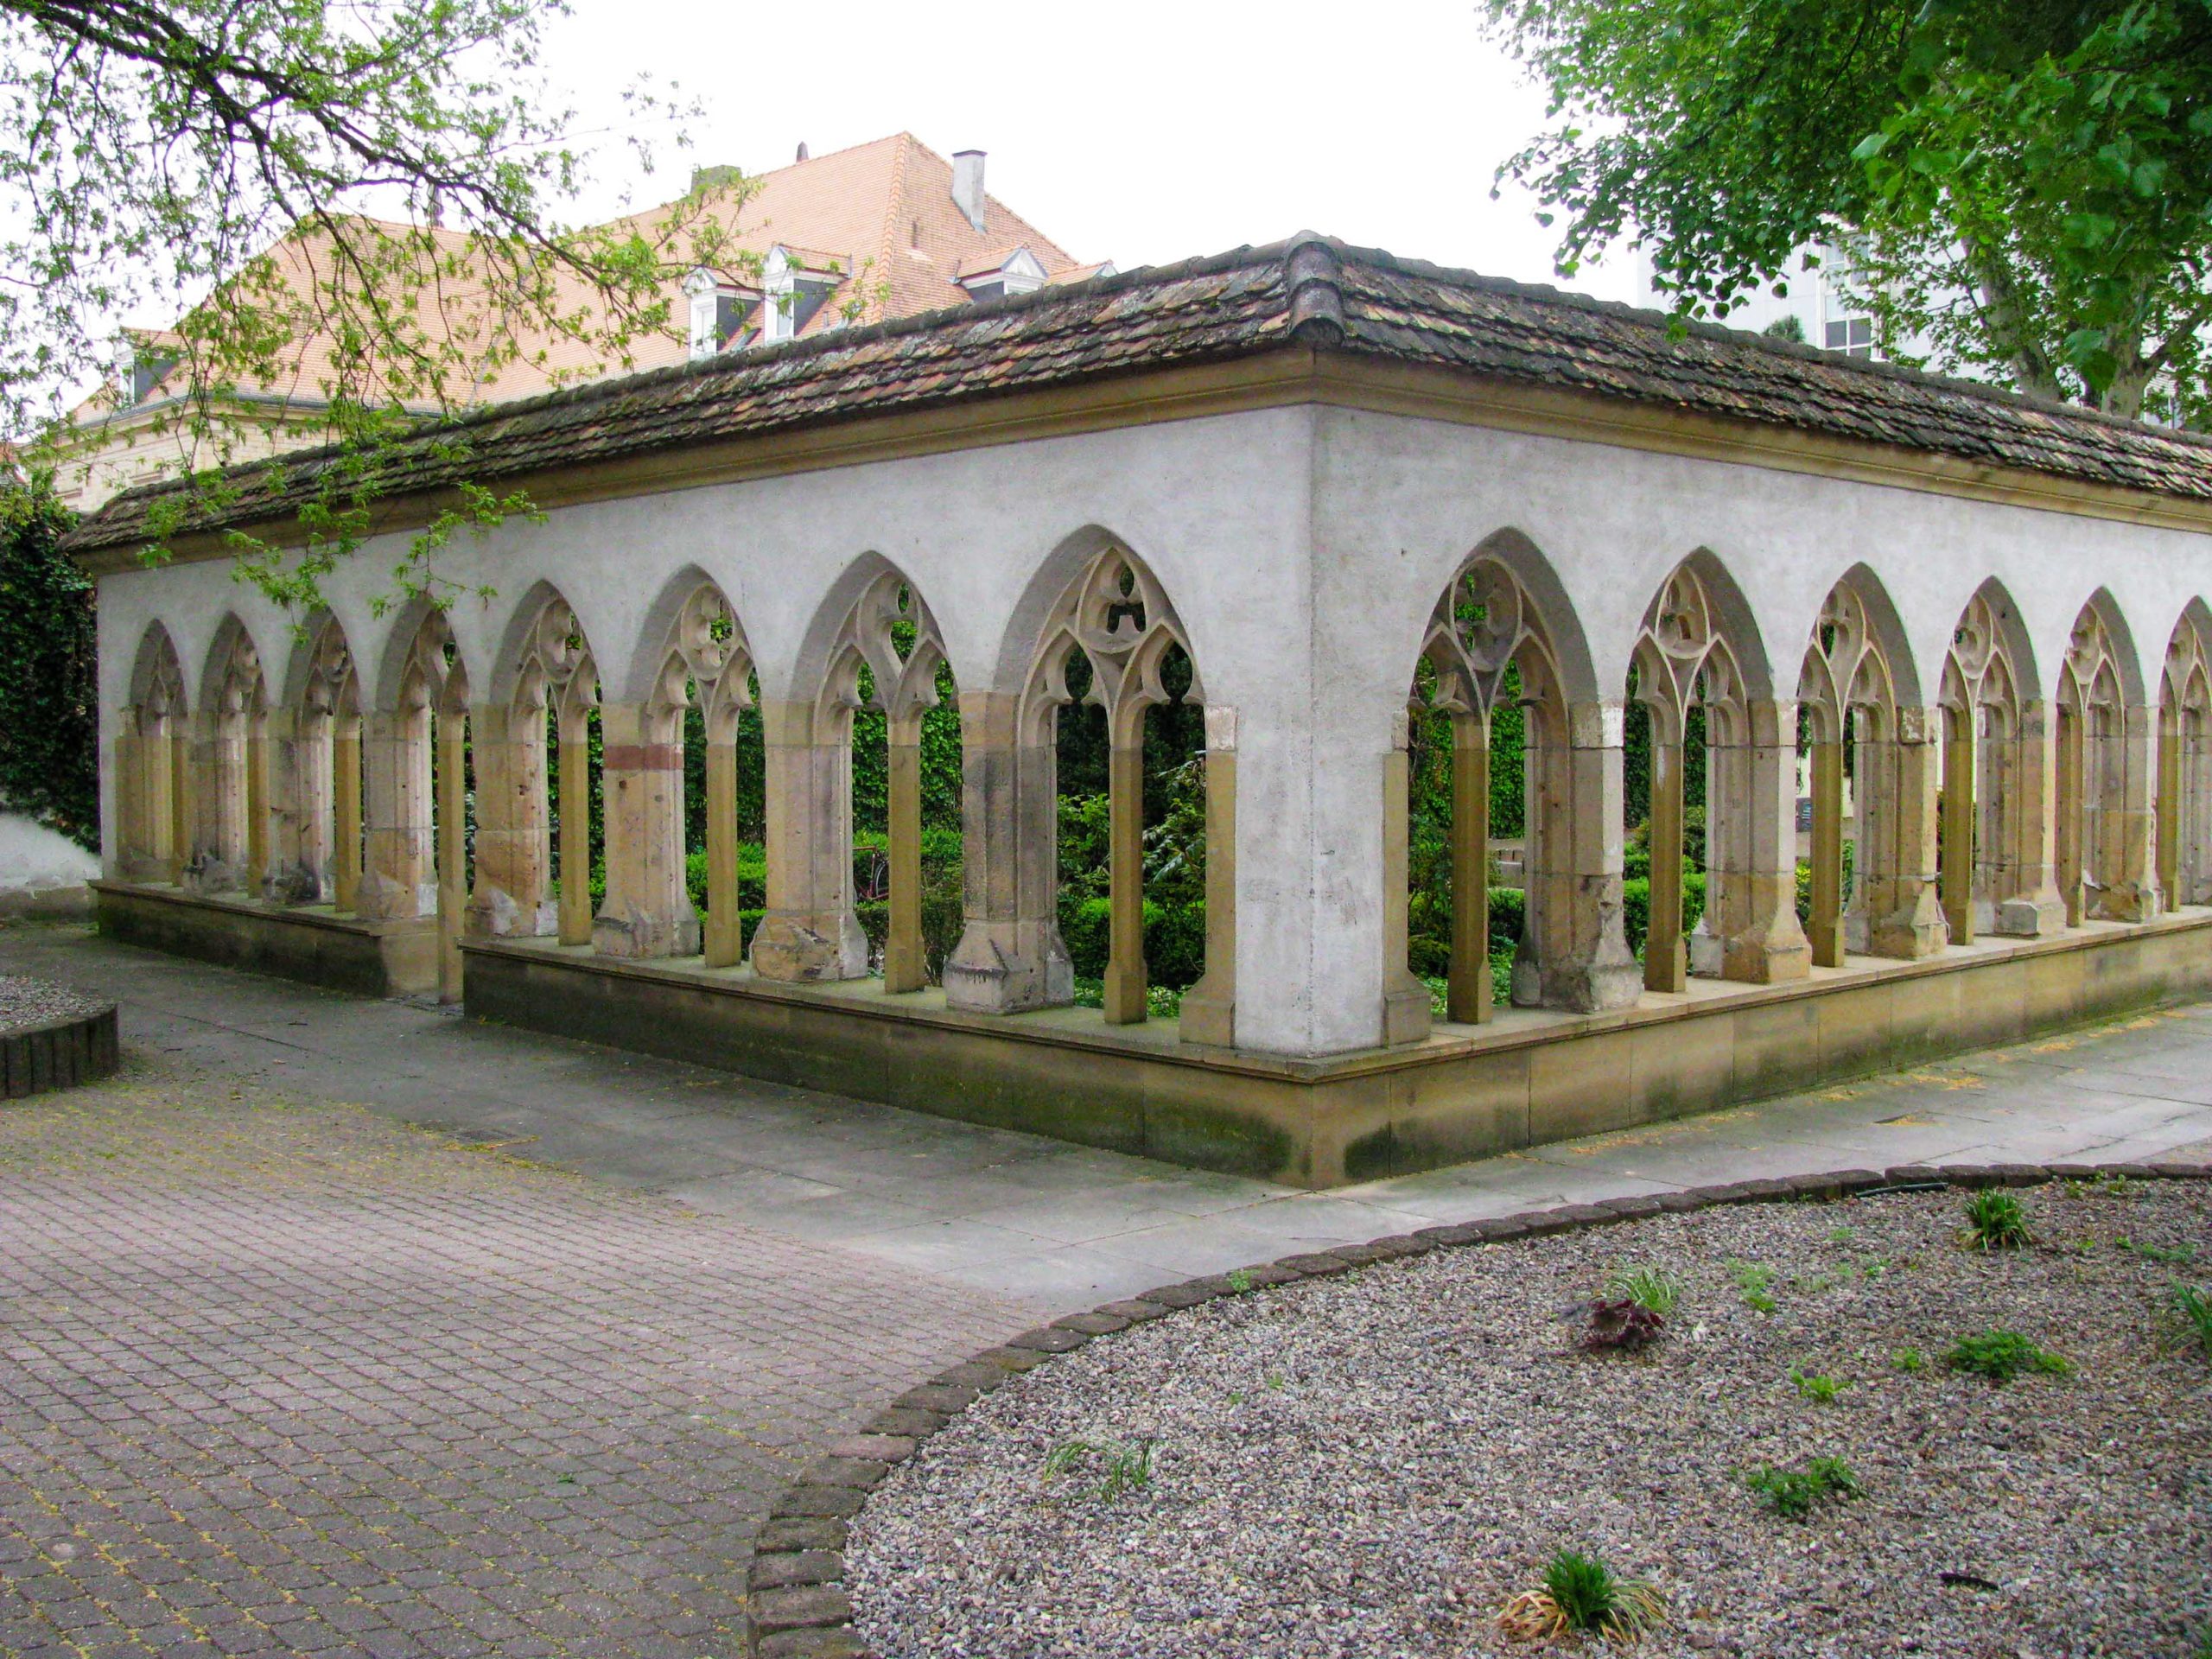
[466,886,557,941]
[747,908,866,981]
[942,920,1072,1013]
[1382,969,1432,1046]
[2092,881,2164,924]
[354,873,435,922]
[1178,972,1235,1046]
[1864,887,1949,960]
[262,861,327,907]
[1988,892,2068,937]
[1102,957,1149,1025]
[183,855,244,897]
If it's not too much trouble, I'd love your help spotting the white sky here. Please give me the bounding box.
[540,0,1639,304]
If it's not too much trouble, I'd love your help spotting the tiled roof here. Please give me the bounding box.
[65,235,2212,553]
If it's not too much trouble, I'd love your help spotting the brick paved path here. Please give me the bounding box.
[0,1060,1033,1658]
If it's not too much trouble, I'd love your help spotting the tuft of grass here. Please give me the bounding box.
[1962,1189,2033,1251]
[1606,1268,1682,1319]
[1744,1456,1861,1518]
[1790,1367,1846,1403]
[1041,1437,1155,1500]
[2119,1236,2198,1265]
[2167,1282,2212,1360]
[1891,1347,1925,1373]
[1729,1259,1779,1314]
[1225,1267,1254,1293]
[1946,1330,2071,1383]
[1497,1548,1667,1643]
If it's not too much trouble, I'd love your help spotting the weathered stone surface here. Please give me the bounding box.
[748,1551,844,1592]
[753,1585,854,1636]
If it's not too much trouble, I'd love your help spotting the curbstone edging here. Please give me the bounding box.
[741,1157,2212,1657]
[1,1003,120,1100]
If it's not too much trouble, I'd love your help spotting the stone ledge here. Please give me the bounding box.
[746,1157,2212,1659]
[2,1002,119,1099]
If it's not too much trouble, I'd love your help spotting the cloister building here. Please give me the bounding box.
[67,235,2212,1186]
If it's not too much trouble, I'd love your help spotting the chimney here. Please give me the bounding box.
[951,149,987,232]
[796,142,809,162]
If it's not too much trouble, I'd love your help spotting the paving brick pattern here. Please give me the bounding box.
[0,1063,1033,1658]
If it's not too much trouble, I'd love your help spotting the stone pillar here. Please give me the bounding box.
[435,713,467,1001]
[2183,717,2212,906]
[595,702,700,959]
[111,724,148,881]
[333,718,362,913]
[2092,701,2163,921]
[358,708,434,921]
[1102,733,1150,1025]
[702,734,744,968]
[2056,705,2086,927]
[1938,705,1975,944]
[1380,711,1432,1046]
[168,728,192,887]
[556,715,593,946]
[185,712,245,893]
[1178,707,1238,1046]
[944,691,1071,1013]
[1805,734,1845,968]
[1697,697,1811,982]
[747,699,861,979]
[882,716,927,994]
[1643,720,1688,994]
[1856,706,1948,958]
[1446,711,1491,1024]
[1520,699,1641,1012]
[263,707,328,905]
[2158,717,2182,909]
[244,715,270,901]
[466,702,554,939]
[1980,700,2066,937]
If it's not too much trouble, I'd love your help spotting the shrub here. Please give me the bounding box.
[1962,1189,2033,1251]
[0,483,95,846]
[1744,1456,1861,1518]
[1498,1549,1667,1643]
[1947,1330,2071,1383]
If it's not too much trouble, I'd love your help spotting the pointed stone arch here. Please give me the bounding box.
[1630,552,1807,989]
[1797,567,1943,965]
[2058,589,2160,923]
[268,613,361,906]
[1938,579,2060,938]
[2159,601,2212,906]
[117,623,188,882]
[185,615,268,895]
[1406,531,1636,1028]
[755,556,944,988]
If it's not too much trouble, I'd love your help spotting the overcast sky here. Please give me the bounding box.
[539,0,1639,304]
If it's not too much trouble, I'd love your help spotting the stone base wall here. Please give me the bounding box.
[2,1004,120,1098]
[461,912,2212,1187]
[93,882,439,998]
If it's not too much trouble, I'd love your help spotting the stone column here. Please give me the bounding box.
[1102,732,1150,1025]
[1938,705,1975,944]
[702,734,744,968]
[944,691,1071,1013]
[2056,706,2086,926]
[556,713,593,946]
[1178,707,1238,1046]
[466,702,554,939]
[1980,700,2067,936]
[2183,718,2212,905]
[1698,697,1811,982]
[186,712,245,894]
[435,713,467,1001]
[333,716,362,913]
[595,702,700,958]
[882,715,927,994]
[168,728,192,887]
[1446,711,1491,1024]
[244,715,270,901]
[1521,699,1642,1012]
[2158,717,2182,908]
[357,708,434,921]
[263,707,328,905]
[1856,706,1948,958]
[747,699,861,979]
[2092,701,2163,921]
[1643,720,1688,994]
[1380,711,1433,1046]
[1805,734,1845,968]
[111,723,148,881]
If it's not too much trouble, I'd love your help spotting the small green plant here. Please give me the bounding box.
[1227,1389,1245,1406]
[1606,1268,1682,1319]
[2167,1282,2212,1359]
[2120,1236,2198,1265]
[1265,1370,1286,1391]
[1497,1548,1668,1643]
[2064,1173,2134,1200]
[1892,1347,1924,1373]
[1041,1437,1154,1500]
[1790,1368,1846,1403]
[1730,1259,1779,1313]
[1946,1330,2071,1383]
[1828,1224,1856,1243]
[1962,1189,2033,1250]
[1225,1267,1254,1293]
[1744,1456,1861,1518]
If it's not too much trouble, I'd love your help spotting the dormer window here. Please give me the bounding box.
[118,335,180,404]
[763,245,846,343]
[685,269,759,361]
[956,246,1047,304]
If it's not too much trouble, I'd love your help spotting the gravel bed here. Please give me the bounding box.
[852,1183,2212,1658]
[0,972,108,1032]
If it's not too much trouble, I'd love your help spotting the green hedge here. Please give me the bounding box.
[0,485,94,846]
